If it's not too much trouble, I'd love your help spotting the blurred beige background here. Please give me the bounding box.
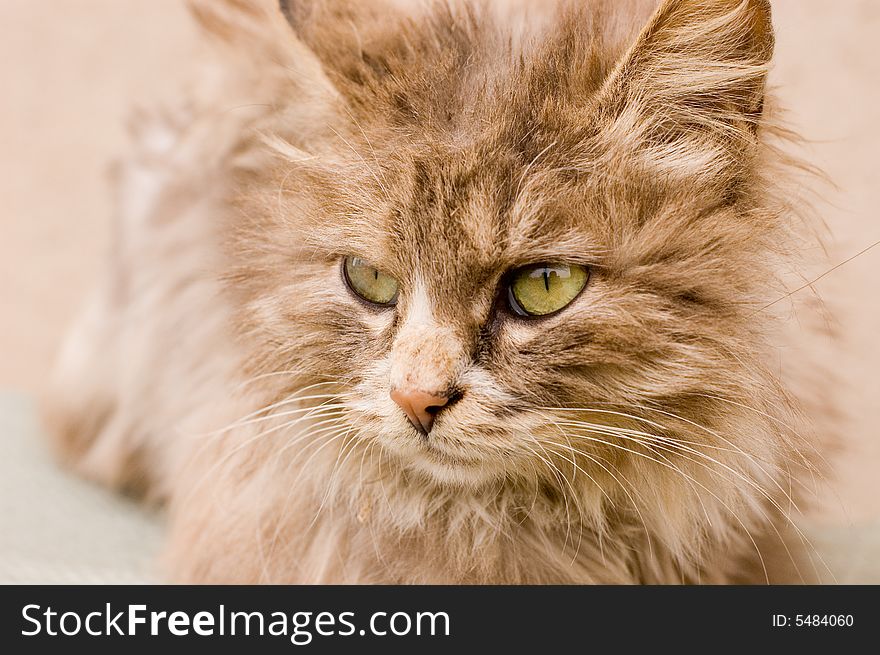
[1,0,878,531]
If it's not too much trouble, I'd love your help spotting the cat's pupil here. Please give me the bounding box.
[543,269,551,291]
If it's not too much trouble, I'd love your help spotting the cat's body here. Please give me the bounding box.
[44,0,821,583]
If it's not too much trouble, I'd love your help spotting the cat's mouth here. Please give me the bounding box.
[375,419,508,484]
[398,439,507,486]
[420,443,483,467]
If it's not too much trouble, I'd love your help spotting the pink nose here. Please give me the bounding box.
[390,388,450,435]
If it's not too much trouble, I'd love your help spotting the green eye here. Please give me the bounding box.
[508,263,589,317]
[343,256,399,306]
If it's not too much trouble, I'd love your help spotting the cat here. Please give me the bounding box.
[42,0,824,583]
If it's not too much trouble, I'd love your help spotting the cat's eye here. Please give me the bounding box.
[507,263,589,317]
[343,256,399,306]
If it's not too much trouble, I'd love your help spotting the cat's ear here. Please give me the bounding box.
[593,0,775,172]
[279,0,419,86]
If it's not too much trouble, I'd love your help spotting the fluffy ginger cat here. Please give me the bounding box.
[43,0,822,583]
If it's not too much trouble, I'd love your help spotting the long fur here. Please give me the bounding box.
[43,0,824,583]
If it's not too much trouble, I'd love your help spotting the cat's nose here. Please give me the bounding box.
[390,388,449,435]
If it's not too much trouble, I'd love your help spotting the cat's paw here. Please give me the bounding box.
[40,288,153,498]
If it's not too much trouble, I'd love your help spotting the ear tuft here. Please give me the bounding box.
[279,0,307,32]
[608,0,775,114]
[276,0,394,84]
[279,0,293,22]
[591,0,776,178]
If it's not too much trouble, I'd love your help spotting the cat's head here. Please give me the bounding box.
[219,0,799,496]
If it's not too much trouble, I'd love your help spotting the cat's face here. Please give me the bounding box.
[228,0,788,490]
